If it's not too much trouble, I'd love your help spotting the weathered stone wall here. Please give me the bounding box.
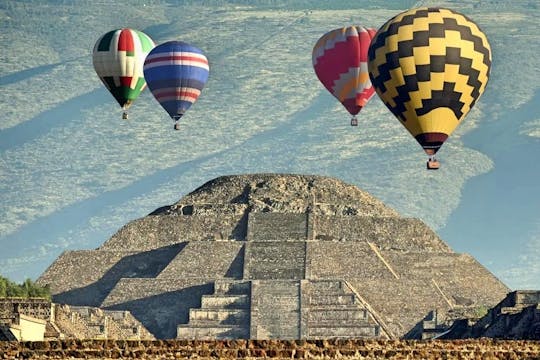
[349,278,451,338]
[378,252,508,306]
[52,304,155,340]
[163,174,399,217]
[37,251,137,299]
[157,242,244,279]
[1,339,538,359]
[510,290,540,307]
[306,242,395,280]
[100,278,215,339]
[245,242,306,280]
[343,252,508,338]
[312,216,450,252]
[39,245,183,307]
[0,299,51,323]
[102,213,247,250]
[303,280,382,339]
[446,291,540,340]
[250,280,300,339]
[248,213,307,241]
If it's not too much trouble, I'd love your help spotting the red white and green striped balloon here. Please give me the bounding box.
[92,28,155,117]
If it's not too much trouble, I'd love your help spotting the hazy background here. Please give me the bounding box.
[1,0,538,289]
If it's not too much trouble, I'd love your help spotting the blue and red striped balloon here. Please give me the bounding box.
[143,41,209,128]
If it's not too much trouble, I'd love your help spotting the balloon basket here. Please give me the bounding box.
[426,160,440,170]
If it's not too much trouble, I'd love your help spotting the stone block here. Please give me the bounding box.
[245,242,305,280]
[251,281,300,339]
[189,309,249,325]
[307,280,343,293]
[308,294,356,306]
[158,242,244,279]
[248,213,307,241]
[201,295,249,309]
[214,280,251,295]
[312,216,449,252]
[308,308,368,323]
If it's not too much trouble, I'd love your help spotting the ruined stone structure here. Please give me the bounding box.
[435,290,540,339]
[38,174,509,339]
[0,298,153,341]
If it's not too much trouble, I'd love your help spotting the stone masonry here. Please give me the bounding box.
[37,174,510,339]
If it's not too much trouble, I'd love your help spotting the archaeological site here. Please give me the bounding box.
[34,174,538,341]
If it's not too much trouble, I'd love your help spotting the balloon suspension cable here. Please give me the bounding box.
[122,104,129,120]
[173,115,181,130]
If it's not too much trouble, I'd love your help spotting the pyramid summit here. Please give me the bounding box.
[38,173,508,339]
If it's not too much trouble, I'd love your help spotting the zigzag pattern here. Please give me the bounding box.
[368,7,491,151]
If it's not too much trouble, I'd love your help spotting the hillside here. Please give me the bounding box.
[0,0,539,290]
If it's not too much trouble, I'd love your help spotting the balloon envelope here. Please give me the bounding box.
[93,28,155,109]
[368,7,491,155]
[312,26,377,118]
[143,41,209,121]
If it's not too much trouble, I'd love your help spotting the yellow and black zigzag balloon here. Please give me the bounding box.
[368,7,491,155]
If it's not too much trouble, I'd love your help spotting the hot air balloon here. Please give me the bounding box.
[312,26,377,126]
[368,7,491,169]
[143,41,209,130]
[92,28,155,120]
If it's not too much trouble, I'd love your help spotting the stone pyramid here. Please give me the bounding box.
[38,174,508,339]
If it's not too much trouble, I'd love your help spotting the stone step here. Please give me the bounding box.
[308,294,357,306]
[500,306,528,314]
[254,324,300,340]
[201,294,249,309]
[308,325,380,338]
[309,304,367,311]
[308,308,368,322]
[189,309,249,324]
[258,296,299,306]
[177,324,249,339]
[308,318,371,327]
[308,280,344,293]
[253,310,300,320]
[255,281,300,296]
[214,280,251,295]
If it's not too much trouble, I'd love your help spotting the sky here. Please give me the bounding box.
[0,0,539,290]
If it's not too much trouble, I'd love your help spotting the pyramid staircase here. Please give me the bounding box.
[305,280,381,338]
[177,280,251,339]
[251,280,301,339]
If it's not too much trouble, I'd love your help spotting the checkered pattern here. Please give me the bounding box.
[368,8,491,154]
[93,29,155,109]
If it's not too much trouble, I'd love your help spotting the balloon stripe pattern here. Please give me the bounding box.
[92,29,155,108]
[143,41,209,121]
[368,7,491,154]
[313,26,377,116]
